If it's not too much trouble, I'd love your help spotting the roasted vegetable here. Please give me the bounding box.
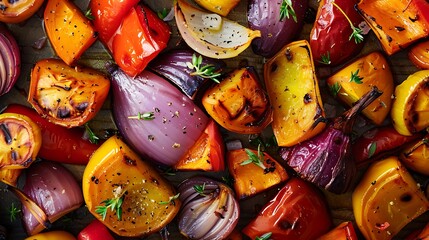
[227,147,288,199]
[149,50,225,99]
[44,0,97,65]
[175,120,225,171]
[175,0,261,59]
[409,40,429,69]
[327,51,394,125]
[242,178,332,240]
[353,126,422,167]
[0,24,21,97]
[194,0,240,16]
[280,87,382,193]
[0,0,44,23]
[310,0,364,66]
[25,231,77,240]
[77,219,115,240]
[264,40,326,146]
[399,133,429,175]
[109,64,209,167]
[352,156,429,240]
[202,67,272,134]
[82,136,180,237]
[248,0,308,58]
[316,222,358,240]
[177,176,240,239]
[0,113,41,170]
[356,0,429,55]
[391,70,429,136]
[28,59,110,128]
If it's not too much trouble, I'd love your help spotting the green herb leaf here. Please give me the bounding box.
[85,123,100,144]
[423,138,429,145]
[329,82,342,97]
[318,51,331,65]
[193,183,206,196]
[350,69,364,84]
[95,194,125,221]
[256,232,272,240]
[280,0,297,22]
[368,142,377,158]
[157,8,169,20]
[187,54,222,83]
[240,144,266,170]
[163,167,176,176]
[159,193,180,205]
[9,202,21,222]
[331,2,364,44]
[85,9,94,21]
[128,112,155,120]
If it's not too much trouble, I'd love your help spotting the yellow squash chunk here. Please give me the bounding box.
[175,0,260,59]
[264,40,326,147]
[194,0,240,16]
[352,156,429,240]
[391,70,429,136]
[82,136,180,237]
[327,51,394,125]
[227,148,288,199]
[44,0,97,65]
[202,67,272,134]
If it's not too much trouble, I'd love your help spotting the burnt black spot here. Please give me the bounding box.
[271,63,278,72]
[303,93,312,104]
[285,48,292,61]
[395,26,405,32]
[278,220,293,230]
[400,193,412,202]
[124,156,137,166]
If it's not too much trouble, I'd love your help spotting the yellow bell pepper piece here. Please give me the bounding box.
[25,230,76,240]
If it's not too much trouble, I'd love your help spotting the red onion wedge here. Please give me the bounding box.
[149,49,225,99]
[0,23,20,96]
[177,176,240,240]
[280,87,382,194]
[108,64,209,166]
[10,161,83,236]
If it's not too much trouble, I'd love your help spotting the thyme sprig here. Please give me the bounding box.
[331,2,364,44]
[280,0,297,22]
[85,9,94,20]
[193,183,206,196]
[350,69,364,84]
[256,232,272,240]
[159,193,180,205]
[85,123,100,144]
[128,112,155,120]
[186,54,221,83]
[9,202,21,222]
[329,82,342,97]
[240,144,266,170]
[95,194,125,221]
[318,51,331,65]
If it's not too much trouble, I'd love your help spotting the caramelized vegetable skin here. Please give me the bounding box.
[194,0,240,16]
[82,136,180,237]
[400,133,429,175]
[0,0,44,23]
[356,0,429,55]
[264,40,326,146]
[353,156,429,240]
[409,40,429,69]
[202,67,272,134]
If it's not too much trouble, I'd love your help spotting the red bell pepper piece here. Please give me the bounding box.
[78,219,115,240]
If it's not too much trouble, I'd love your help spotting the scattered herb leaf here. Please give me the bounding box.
[85,9,94,21]
[163,167,176,176]
[222,175,234,187]
[331,2,364,44]
[158,8,169,20]
[193,183,206,196]
[128,112,155,120]
[318,51,331,65]
[241,144,266,170]
[95,194,125,221]
[350,69,364,84]
[329,82,342,97]
[368,142,377,158]
[159,193,180,205]
[187,54,222,83]
[85,123,100,144]
[256,232,272,240]
[423,138,429,145]
[9,202,21,222]
[280,0,297,22]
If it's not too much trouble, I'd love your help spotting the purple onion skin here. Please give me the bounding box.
[0,23,20,96]
[149,49,225,99]
[248,0,309,58]
[177,176,240,240]
[109,65,209,166]
[22,161,83,235]
[280,87,382,194]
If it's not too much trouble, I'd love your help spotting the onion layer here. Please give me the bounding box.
[109,64,209,166]
[177,176,240,240]
[20,161,83,235]
[0,23,20,96]
[149,49,225,99]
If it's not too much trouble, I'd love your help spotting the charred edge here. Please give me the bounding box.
[0,123,12,144]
